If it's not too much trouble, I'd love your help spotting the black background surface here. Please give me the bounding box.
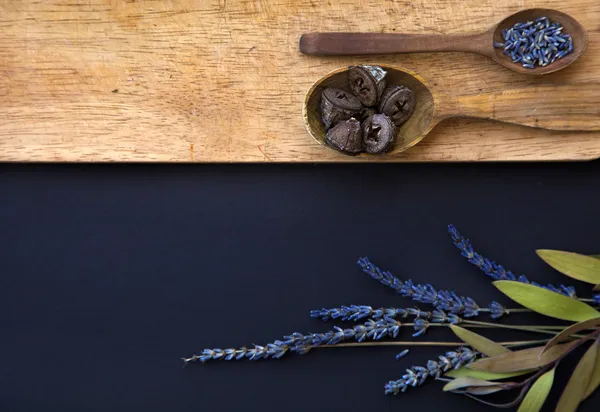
[1,162,600,412]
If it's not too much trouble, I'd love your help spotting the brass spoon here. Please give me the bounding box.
[299,8,587,75]
[303,65,600,156]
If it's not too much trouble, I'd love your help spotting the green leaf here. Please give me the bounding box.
[540,317,600,356]
[470,343,572,373]
[464,385,506,396]
[443,377,500,392]
[556,341,598,411]
[537,250,600,285]
[517,368,555,412]
[450,325,511,357]
[445,367,535,381]
[583,340,600,400]
[591,255,600,259]
[493,281,600,322]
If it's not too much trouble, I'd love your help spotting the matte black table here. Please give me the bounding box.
[2,162,600,411]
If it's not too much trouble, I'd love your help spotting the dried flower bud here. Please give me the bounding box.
[320,88,363,130]
[348,65,387,107]
[359,107,377,121]
[378,85,416,127]
[362,114,396,154]
[325,117,362,154]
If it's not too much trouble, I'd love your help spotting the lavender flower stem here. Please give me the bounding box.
[479,308,531,313]
[462,320,571,336]
[319,339,549,349]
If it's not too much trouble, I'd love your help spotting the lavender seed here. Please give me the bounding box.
[500,17,573,68]
[396,349,410,360]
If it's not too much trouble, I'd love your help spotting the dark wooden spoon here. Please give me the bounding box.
[299,8,587,75]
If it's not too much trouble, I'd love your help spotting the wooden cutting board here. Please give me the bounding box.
[1,0,599,162]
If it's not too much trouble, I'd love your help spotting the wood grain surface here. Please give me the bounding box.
[1,0,599,162]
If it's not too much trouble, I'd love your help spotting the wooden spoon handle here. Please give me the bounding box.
[299,32,489,56]
[448,84,600,131]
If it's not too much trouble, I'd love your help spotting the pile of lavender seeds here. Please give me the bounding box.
[494,16,573,69]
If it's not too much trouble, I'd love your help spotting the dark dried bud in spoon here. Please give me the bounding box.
[325,117,363,154]
[359,107,376,121]
[362,114,396,154]
[348,65,387,107]
[320,88,362,130]
[378,85,416,127]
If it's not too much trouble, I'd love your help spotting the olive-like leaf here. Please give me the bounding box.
[583,340,600,400]
[537,250,600,285]
[540,317,600,356]
[446,367,536,381]
[470,343,572,373]
[591,255,600,259]
[465,385,507,396]
[443,377,500,392]
[493,281,600,322]
[450,325,511,357]
[556,341,598,411]
[517,368,555,412]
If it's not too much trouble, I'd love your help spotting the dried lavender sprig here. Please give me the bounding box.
[489,301,510,319]
[183,342,290,364]
[187,317,408,364]
[283,318,403,354]
[311,305,462,336]
[358,257,480,317]
[448,225,577,298]
[310,305,441,322]
[357,258,527,319]
[385,347,479,395]
[310,305,410,321]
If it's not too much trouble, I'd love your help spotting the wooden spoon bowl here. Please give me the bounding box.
[303,65,600,157]
[303,66,434,156]
[491,8,588,75]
